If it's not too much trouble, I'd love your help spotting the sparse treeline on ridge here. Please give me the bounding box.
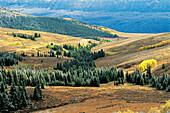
[7,32,41,41]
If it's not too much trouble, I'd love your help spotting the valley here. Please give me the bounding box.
[0,6,169,113]
[0,0,169,33]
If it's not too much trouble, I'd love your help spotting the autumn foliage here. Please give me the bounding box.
[139,40,170,51]
[139,59,157,72]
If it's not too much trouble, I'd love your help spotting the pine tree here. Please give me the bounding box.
[33,85,42,101]
[166,85,170,92]
[147,66,151,79]
[0,82,7,94]
[41,82,45,89]
[0,73,3,82]
[121,78,124,85]
[140,76,145,86]
[64,51,67,56]
[9,83,16,96]
[162,63,165,69]
[125,72,129,82]
[37,52,39,57]
[34,33,38,37]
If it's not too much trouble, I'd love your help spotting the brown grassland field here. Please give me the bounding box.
[0,27,170,112]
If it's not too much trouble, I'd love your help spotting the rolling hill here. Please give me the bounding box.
[0,7,115,38]
[92,33,170,77]
[0,7,169,74]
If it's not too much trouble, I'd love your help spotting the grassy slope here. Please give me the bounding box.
[27,83,170,113]
[0,27,82,52]
[93,33,170,76]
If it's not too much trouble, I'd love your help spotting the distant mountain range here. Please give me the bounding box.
[0,0,169,33]
[0,0,169,12]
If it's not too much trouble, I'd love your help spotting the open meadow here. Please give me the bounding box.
[22,82,170,113]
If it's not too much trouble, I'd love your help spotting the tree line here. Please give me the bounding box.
[126,66,170,92]
[9,32,41,41]
[0,52,22,67]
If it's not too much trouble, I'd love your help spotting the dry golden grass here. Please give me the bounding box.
[94,33,170,75]
[92,33,168,52]
[0,27,82,52]
[29,82,170,113]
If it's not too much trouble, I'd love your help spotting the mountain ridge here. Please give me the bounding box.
[0,7,117,38]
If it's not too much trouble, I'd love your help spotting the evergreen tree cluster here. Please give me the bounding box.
[0,82,32,112]
[34,49,63,58]
[92,49,105,60]
[63,44,76,50]
[46,44,63,57]
[34,33,41,38]
[61,48,105,71]
[21,52,27,57]
[0,52,22,66]
[62,43,104,60]
[0,64,124,88]
[0,81,43,112]
[36,51,48,57]
[126,69,147,86]
[55,61,124,86]
[10,33,40,41]
[151,73,170,92]
[126,66,170,92]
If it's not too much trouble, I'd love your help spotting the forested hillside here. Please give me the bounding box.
[0,7,115,38]
[0,0,169,33]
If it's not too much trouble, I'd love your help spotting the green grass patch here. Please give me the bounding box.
[129,45,136,49]
[106,51,119,54]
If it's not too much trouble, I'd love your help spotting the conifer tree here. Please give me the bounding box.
[162,63,165,69]
[34,33,38,37]
[33,85,42,101]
